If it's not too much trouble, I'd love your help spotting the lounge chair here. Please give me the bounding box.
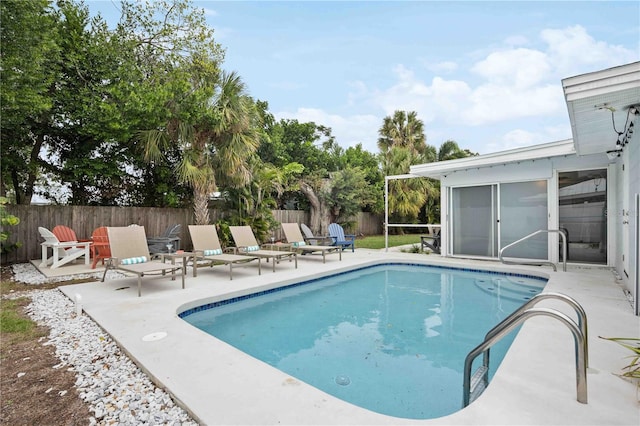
[188,225,261,279]
[147,224,181,254]
[101,226,185,297]
[328,223,355,252]
[38,227,91,269]
[300,223,333,245]
[281,223,341,263]
[90,226,111,269]
[421,230,441,254]
[229,226,297,272]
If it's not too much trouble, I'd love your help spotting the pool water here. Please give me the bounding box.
[181,263,546,419]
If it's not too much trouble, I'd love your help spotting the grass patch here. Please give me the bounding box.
[356,234,422,250]
[0,298,45,347]
[1,299,35,333]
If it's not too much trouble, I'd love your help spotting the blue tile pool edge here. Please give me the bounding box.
[178,261,549,319]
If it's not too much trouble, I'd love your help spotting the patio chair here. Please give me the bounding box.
[52,225,91,247]
[229,226,297,272]
[281,223,341,263]
[189,225,261,279]
[38,227,91,269]
[300,223,333,245]
[101,226,185,297]
[328,223,355,252]
[147,224,181,254]
[90,226,111,269]
[421,230,441,254]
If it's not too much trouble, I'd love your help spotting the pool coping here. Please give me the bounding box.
[60,250,639,425]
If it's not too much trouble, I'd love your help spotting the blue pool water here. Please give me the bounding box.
[180,263,546,419]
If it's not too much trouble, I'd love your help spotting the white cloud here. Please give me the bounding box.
[486,124,572,153]
[504,35,529,47]
[471,48,551,88]
[465,83,564,125]
[274,25,636,155]
[541,25,638,76]
[425,61,458,73]
[358,25,635,135]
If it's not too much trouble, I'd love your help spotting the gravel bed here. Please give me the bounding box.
[7,263,197,425]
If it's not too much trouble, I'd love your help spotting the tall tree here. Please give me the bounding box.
[437,140,474,161]
[141,70,261,225]
[1,0,226,206]
[378,110,436,228]
[0,0,59,203]
[378,111,428,157]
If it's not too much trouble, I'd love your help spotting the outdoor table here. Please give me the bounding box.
[160,251,197,277]
[261,242,293,251]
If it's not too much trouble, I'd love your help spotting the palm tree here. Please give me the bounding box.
[140,70,260,224]
[437,140,473,161]
[378,111,436,229]
[377,110,427,156]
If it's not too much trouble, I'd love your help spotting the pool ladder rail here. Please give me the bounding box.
[462,292,588,407]
[499,229,568,272]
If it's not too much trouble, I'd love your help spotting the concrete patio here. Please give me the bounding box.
[56,249,639,425]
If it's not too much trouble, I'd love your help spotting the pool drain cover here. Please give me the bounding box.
[142,331,167,342]
[335,375,351,386]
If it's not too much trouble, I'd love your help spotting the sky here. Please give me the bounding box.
[89,1,640,155]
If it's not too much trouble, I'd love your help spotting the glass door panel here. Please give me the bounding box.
[499,181,548,260]
[451,185,495,256]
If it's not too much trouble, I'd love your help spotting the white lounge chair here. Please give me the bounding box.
[38,227,91,269]
[281,223,341,263]
[101,226,185,297]
[229,226,297,272]
[189,225,261,279]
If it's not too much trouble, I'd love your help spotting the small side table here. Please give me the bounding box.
[160,251,198,277]
[262,242,293,251]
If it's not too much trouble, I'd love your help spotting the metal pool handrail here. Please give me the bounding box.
[499,229,567,272]
[482,292,589,369]
[462,303,588,407]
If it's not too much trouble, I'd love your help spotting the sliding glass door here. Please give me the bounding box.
[451,181,548,259]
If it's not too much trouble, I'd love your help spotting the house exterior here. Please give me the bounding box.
[408,62,640,315]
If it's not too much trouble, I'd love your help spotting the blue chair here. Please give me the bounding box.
[328,223,355,252]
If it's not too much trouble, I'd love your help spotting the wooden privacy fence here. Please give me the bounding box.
[2,205,383,264]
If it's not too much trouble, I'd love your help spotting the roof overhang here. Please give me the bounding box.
[410,139,575,179]
[562,62,640,156]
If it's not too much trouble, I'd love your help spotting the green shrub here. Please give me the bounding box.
[0,197,21,254]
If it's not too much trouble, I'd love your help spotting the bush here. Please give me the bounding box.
[0,197,21,254]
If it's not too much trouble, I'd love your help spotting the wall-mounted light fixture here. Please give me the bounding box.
[606,148,622,160]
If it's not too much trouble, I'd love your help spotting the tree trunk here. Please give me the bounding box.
[193,186,210,225]
[300,181,333,235]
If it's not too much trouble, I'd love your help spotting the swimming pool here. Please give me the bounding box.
[180,263,547,419]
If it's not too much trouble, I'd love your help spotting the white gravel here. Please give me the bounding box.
[6,263,197,425]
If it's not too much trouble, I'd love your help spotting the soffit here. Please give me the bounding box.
[409,139,575,179]
[563,62,640,156]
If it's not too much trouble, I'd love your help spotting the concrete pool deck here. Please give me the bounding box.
[59,249,639,425]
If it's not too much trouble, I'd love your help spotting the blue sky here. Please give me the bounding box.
[90,1,640,155]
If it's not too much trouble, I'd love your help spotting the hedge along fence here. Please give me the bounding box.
[2,205,383,264]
